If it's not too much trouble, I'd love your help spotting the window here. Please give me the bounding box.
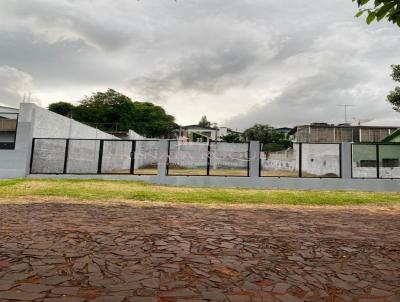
[360,160,376,168]
[0,112,18,150]
[382,158,399,168]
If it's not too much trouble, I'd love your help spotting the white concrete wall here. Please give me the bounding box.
[32,105,115,139]
[261,144,341,177]
[0,103,118,178]
[168,142,249,169]
[28,141,400,192]
[134,140,159,169]
[301,144,340,177]
[352,166,400,178]
[127,130,148,140]
[261,149,297,174]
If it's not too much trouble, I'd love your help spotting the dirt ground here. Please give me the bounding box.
[0,200,399,302]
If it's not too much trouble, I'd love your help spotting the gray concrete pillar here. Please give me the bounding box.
[341,143,352,179]
[157,139,169,177]
[17,103,35,176]
[249,141,260,178]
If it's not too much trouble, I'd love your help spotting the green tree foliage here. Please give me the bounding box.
[48,89,177,138]
[129,102,177,138]
[48,102,75,117]
[353,0,400,27]
[73,89,134,132]
[243,124,292,151]
[220,132,242,143]
[387,64,400,111]
[198,115,211,128]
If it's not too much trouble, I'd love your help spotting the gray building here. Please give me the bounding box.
[290,123,399,143]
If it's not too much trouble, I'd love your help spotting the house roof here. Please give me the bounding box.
[276,127,293,132]
[382,129,400,143]
[181,125,216,130]
[0,105,19,112]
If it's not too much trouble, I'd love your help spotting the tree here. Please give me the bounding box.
[243,124,292,152]
[48,102,75,117]
[387,64,400,112]
[353,0,400,27]
[220,132,242,143]
[48,89,177,138]
[73,89,135,132]
[129,102,177,137]
[198,115,211,128]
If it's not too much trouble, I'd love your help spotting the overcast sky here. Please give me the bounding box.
[0,0,399,130]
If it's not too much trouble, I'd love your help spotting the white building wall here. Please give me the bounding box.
[32,105,115,139]
[0,103,117,178]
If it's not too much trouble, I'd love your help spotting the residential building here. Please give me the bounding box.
[176,125,241,142]
[290,123,399,143]
[275,127,293,139]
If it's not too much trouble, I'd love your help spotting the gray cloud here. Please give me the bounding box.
[226,22,400,129]
[0,66,33,108]
[0,0,399,126]
[0,0,132,51]
[129,35,281,99]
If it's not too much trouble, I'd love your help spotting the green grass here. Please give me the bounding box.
[0,178,399,206]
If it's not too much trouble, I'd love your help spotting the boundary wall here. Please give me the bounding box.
[0,103,115,178]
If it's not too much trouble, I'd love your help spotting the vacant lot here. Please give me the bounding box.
[1,178,400,205]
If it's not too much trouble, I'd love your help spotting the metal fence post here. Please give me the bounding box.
[299,143,303,178]
[376,144,380,179]
[207,140,211,176]
[29,138,36,174]
[97,140,104,174]
[130,140,136,175]
[63,139,70,174]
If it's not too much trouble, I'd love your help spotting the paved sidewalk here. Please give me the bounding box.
[0,201,399,301]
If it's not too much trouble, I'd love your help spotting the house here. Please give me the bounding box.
[176,125,241,142]
[275,127,293,139]
[0,105,19,149]
[290,123,399,143]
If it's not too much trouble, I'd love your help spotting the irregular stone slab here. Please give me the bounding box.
[1,201,400,302]
[0,291,46,301]
[18,283,53,293]
[160,288,198,298]
[43,297,85,302]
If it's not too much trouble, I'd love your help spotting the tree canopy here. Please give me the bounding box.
[220,132,242,143]
[48,102,75,117]
[198,115,211,128]
[243,124,292,152]
[48,89,177,138]
[387,64,400,112]
[353,0,400,27]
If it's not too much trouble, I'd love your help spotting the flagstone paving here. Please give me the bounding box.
[0,202,399,301]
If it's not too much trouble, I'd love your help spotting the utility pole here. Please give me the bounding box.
[337,104,354,124]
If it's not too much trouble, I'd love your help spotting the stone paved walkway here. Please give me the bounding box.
[0,201,399,302]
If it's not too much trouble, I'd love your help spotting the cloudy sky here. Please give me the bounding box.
[0,0,399,130]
